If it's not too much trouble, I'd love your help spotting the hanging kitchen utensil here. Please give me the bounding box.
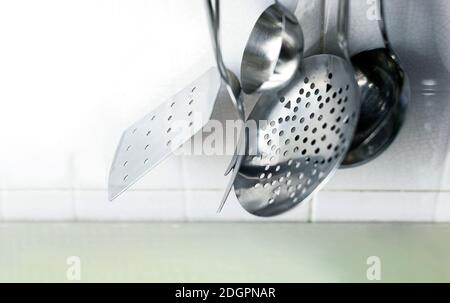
[108,0,302,201]
[107,2,241,201]
[223,2,304,176]
[341,0,410,167]
[239,2,304,94]
[108,67,224,201]
[222,0,359,217]
[217,1,304,212]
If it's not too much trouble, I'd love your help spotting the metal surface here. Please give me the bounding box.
[109,0,302,202]
[217,2,304,212]
[240,3,304,94]
[342,0,410,167]
[234,55,359,216]
[109,0,246,201]
[108,69,222,200]
[227,0,359,217]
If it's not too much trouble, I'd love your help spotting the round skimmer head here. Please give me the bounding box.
[233,55,359,217]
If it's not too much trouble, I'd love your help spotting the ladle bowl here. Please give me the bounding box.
[240,3,304,94]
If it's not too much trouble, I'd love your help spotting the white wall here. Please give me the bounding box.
[0,0,449,222]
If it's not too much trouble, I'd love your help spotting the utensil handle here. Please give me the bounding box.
[205,0,246,213]
[337,0,350,61]
[378,0,398,61]
[205,0,229,85]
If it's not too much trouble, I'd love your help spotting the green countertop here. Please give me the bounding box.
[1,223,449,282]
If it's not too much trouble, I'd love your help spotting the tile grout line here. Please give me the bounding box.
[0,191,4,221]
[179,156,189,223]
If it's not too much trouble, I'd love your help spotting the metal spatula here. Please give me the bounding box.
[108,68,225,200]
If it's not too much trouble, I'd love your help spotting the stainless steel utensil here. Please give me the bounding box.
[223,0,359,217]
[108,1,241,201]
[108,68,224,201]
[217,1,304,213]
[341,0,410,167]
[108,1,303,201]
[240,3,304,94]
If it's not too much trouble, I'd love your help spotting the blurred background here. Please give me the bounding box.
[0,0,449,282]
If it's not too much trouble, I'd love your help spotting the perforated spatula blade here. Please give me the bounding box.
[108,67,221,200]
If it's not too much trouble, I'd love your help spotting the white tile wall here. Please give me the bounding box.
[0,188,312,222]
[1,190,74,221]
[74,190,185,221]
[185,190,311,222]
[0,0,449,222]
[313,191,437,222]
[435,193,450,222]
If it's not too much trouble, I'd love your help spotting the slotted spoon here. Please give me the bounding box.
[224,0,360,216]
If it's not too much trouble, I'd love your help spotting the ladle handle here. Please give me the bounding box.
[205,0,230,85]
[337,0,350,61]
[378,0,398,61]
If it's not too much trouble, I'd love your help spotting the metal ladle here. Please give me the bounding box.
[240,3,304,94]
[341,0,410,167]
[222,0,360,217]
[217,1,305,212]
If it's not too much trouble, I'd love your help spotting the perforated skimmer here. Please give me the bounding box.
[226,0,360,216]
